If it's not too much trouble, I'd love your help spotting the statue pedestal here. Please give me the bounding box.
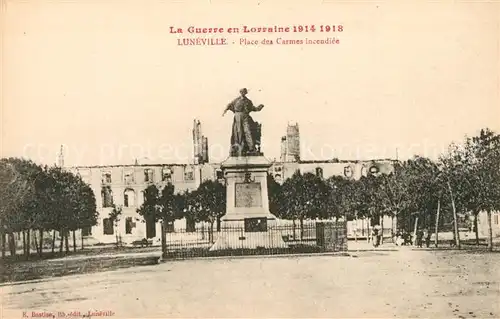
[210,156,288,251]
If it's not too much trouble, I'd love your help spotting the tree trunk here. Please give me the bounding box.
[9,233,16,257]
[390,215,395,242]
[26,230,31,258]
[354,218,358,243]
[33,230,39,254]
[161,221,167,257]
[115,230,119,248]
[434,200,440,248]
[413,216,419,246]
[216,217,221,232]
[292,219,296,240]
[22,231,27,257]
[300,218,304,240]
[64,231,70,253]
[72,230,77,252]
[487,210,493,252]
[52,230,56,253]
[59,229,64,254]
[81,229,84,250]
[380,215,384,244]
[447,181,461,249]
[26,229,31,258]
[452,221,456,242]
[474,213,479,246]
[209,221,214,244]
[367,218,371,243]
[1,230,5,258]
[39,229,44,257]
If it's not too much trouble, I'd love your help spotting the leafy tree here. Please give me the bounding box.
[158,183,181,225]
[267,174,282,216]
[42,167,98,254]
[0,158,97,258]
[109,204,123,247]
[402,157,443,242]
[376,162,409,235]
[326,176,359,221]
[190,180,226,243]
[178,189,197,232]
[46,167,70,254]
[159,183,185,252]
[137,184,160,227]
[0,158,54,258]
[57,172,99,252]
[275,170,299,220]
[468,128,500,251]
[356,175,385,225]
[137,183,188,254]
[31,165,58,256]
[137,184,161,247]
[45,168,73,254]
[439,141,476,249]
[76,181,98,250]
[278,171,329,239]
[0,159,35,257]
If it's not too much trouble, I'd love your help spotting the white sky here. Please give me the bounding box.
[2,0,499,166]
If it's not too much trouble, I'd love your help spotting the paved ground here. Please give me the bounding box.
[1,249,499,318]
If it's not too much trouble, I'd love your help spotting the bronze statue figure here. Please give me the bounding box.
[223,88,264,156]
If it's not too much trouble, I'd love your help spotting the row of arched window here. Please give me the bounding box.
[101,187,137,208]
[99,165,381,208]
[101,167,196,185]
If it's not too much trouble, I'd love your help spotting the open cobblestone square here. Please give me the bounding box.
[2,249,499,318]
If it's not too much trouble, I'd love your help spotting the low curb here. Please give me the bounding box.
[0,278,50,287]
[349,249,399,252]
[160,251,352,262]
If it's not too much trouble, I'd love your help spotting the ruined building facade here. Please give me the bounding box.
[67,120,405,244]
[192,119,209,165]
[280,123,300,163]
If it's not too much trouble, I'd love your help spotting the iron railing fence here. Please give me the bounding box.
[163,221,348,259]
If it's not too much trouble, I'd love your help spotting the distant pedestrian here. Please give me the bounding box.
[395,231,403,246]
[372,227,380,247]
[424,229,431,248]
[376,225,382,246]
[416,229,424,248]
[402,231,412,246]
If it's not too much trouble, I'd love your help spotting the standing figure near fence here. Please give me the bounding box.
[402,230,412,246]
[372,226,380,247]
[376,225,382,247]
[395,230,404,246]
[424,228,431,248]
[416,229,424,248]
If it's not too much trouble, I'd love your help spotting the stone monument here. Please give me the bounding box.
[210,88,288,250]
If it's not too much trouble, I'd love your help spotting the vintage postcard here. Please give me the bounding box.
[1,0,499,318]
